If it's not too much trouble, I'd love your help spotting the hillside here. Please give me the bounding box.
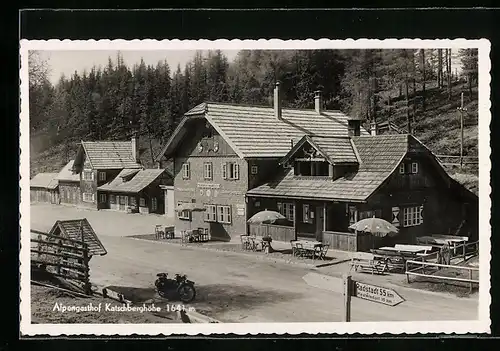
[373,80,479,194]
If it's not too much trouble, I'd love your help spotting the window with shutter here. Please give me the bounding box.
[233,163,239,180]
[182,163,190,179]
[411,162,419,174]
[348,206,357,225]
[222,163,227,179]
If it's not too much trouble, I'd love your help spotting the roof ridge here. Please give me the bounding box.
[204,101,345,113]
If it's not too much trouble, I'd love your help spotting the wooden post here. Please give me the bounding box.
[293,201,298,240]
[80,220,91,295]
[469,269,473,293]
[323,202,327,232]
[463,242,466,261]
[458,92,466,169]
[343,274,352,322]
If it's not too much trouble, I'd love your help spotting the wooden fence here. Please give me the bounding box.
[31,228,91,294]
[322,231,358,252]
[248,223,295,242]
[435,154,479,167]
[405,259,479,293]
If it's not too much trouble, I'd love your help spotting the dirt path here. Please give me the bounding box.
[30,204,479,323]
[89,236,478,323]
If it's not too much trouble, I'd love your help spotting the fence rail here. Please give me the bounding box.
[31,228,91,294]
[434,154,479,166]
[405,259,479,292]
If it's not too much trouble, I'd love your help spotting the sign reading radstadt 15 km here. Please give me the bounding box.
[353,281,405,306]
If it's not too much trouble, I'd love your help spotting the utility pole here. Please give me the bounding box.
[343,274,352,322]
[457,92,467,169]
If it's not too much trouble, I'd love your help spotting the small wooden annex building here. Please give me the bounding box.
[48,218,107,258]
[55,160,81,205]
[97,168,173,214]
[30,173,59,204]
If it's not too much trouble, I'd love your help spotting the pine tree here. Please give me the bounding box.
[459,48,478,100]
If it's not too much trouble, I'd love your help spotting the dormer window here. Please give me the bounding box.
[294,161,329,177]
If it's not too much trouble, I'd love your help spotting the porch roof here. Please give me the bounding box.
[247,134,410,202]
[97,168,166,194]
[30,173,59,190]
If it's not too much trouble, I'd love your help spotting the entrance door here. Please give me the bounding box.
[119,195,126,211]
[315,206,324,242]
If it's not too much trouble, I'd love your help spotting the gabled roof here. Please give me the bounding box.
[76,141,142,170]
[98,168,169,193]
[247,134,411,202]
[30,173,59,190]
[280,135,359,165]
[156,102,370,160]
[48,218,107,256]
[56,160,80,182]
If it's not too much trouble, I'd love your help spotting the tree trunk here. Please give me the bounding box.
[421,49,426,110]
[468,74,473,100]
[405,75,411,134]
[447,49,452,100]
[437,49,443,88]
[148,131,155,165]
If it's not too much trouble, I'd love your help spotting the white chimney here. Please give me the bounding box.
[370,121,378,136]
[274,82,282,120]
[131,134,138,162]
[314,90,323,114]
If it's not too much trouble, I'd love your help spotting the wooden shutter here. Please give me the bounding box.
[419,205,424,223]
[222,163,227,179]
[234,163,240,180]
[392,206,400,227]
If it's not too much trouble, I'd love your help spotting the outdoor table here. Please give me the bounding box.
[292,240,323,260]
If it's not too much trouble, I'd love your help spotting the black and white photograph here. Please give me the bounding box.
[19,39,491,335]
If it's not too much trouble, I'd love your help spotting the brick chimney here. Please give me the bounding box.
[131,133,138,162]
[370,120,378,136]
[314,90,323,114]
[274,81,282,120]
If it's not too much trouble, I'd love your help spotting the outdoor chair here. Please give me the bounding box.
[240,235,252,251]
[316,243,330,260]
[294,243,307,258]
[155,225,165,240]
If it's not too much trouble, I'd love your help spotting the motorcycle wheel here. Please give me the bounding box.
[178,284,196,303]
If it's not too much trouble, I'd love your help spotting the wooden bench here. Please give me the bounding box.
[350,258,388,275]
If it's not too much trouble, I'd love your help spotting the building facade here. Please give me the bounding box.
[72,138,142,209]
[97,168,172,214]
[30,173,59,204]
[56,160,81,205]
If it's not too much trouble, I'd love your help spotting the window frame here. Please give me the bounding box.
[204,204,217,222]
[303,204,312,224]
[217,205,232,224]
[279,202,295,222]
[251,165,258,175]
[139,197,146,207]
[99,193,107,203]
[98,171,106,181]
[83,192,94,203]
[151,197,158,211]
[203,162,213,180]
[403,205,423,227]
[83,169,94,181]
[411,162,419,174]
[182,163,190,180]
[224,162,240,180]
[399,163,405,174]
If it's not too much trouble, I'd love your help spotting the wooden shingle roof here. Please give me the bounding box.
[157,102,370,160]
[247,134,411,202]
[56,160,80,182]
[30,173,59,190]
[98,168,168,193]
[81,141,142,170]
[48,218,107,256]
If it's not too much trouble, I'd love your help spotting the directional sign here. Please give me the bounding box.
[352,281,404,306]
[302,272,344,294]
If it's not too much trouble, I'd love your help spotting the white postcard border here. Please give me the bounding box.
[19,38,491,336]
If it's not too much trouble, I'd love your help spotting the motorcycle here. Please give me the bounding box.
[154,273,196,303]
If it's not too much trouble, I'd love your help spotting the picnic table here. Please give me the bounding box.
[350,257,388,275]
[290,240,329,261]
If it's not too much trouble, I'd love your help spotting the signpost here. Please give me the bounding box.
[303,273,405,322]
